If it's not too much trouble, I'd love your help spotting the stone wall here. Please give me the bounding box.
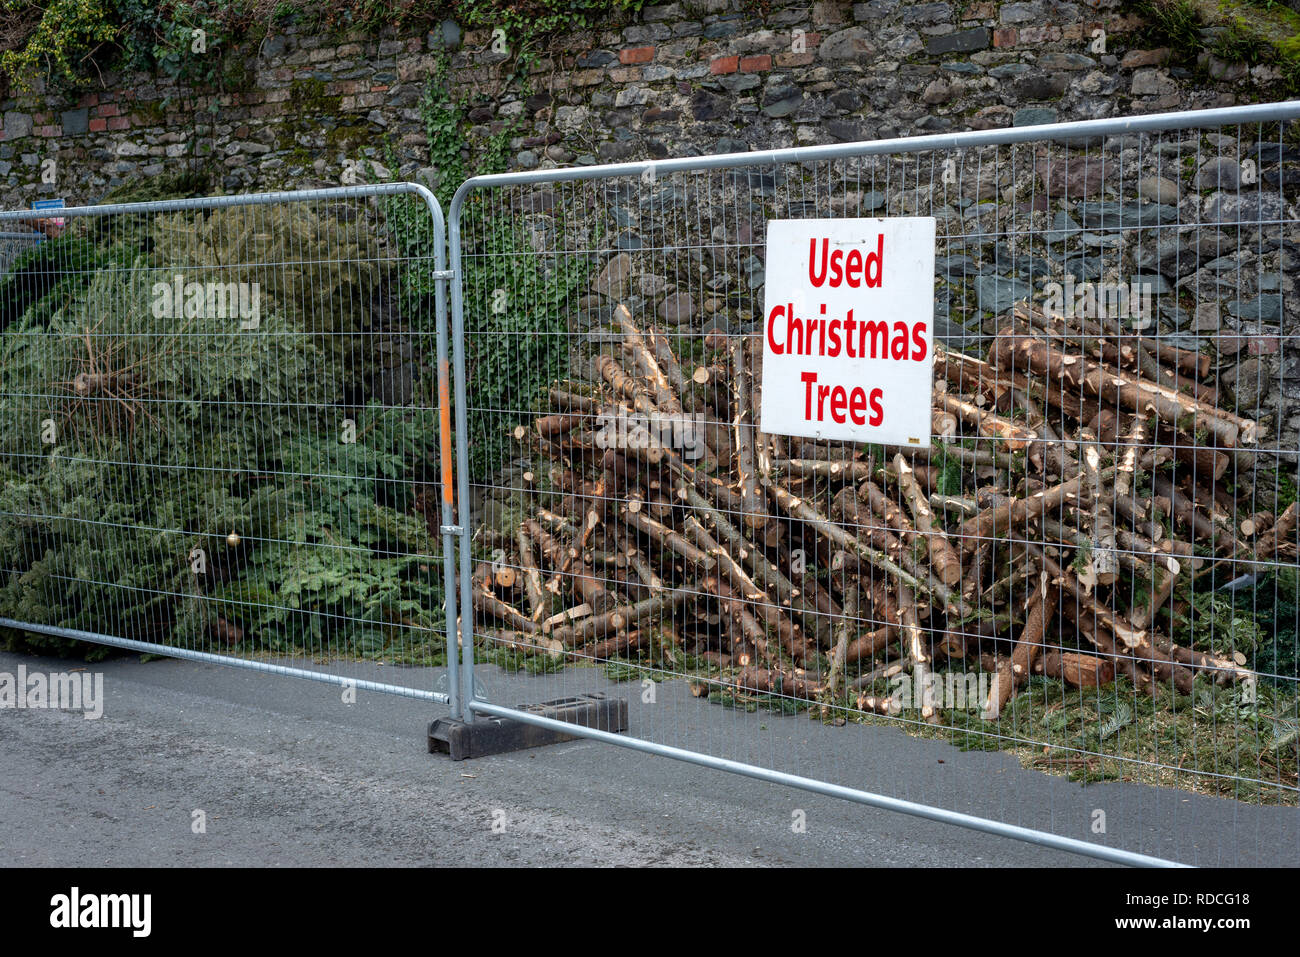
[0,0,1290,204]
[1,0,1296,466]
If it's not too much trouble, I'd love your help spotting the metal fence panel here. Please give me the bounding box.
[1,229,45,282]
[448,103,1300,866]
[0,184,457,705]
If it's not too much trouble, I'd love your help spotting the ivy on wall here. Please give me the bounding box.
[0,0,121,95]
[379,50,583,482]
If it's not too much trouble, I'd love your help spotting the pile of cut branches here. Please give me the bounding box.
[472,301,1281,722]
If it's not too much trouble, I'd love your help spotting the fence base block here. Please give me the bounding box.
[428,693,628,760]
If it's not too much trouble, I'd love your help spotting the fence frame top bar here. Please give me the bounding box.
[449,101,1300,208]
[0,182,440,223]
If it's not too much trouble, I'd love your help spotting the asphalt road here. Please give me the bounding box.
[1,648,1295,866]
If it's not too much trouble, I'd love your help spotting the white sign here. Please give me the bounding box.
[759,217,936,446]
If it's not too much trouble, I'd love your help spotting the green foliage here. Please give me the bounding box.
[1275,468,1299,510]
[418,52,521,209]
[1279,47,1300,95]
[211,405,443,653]
[1098,701,1135,740]
[263,0,647,37]
[148,201,383,393]
[460,211,589,481]
[1168,558,1300,689]
[377,55,583,485]
[1070,536,1094,576]
[456,0,647,46]
[1130,0,1205,60]
[379,53,521,304]
[1212,16,1273,62]
[933,672,1298,800]
[99,166,214,204]
[1216,569,1300,685]
[0,205,445,662]
[0,0,120,94]
[422,65,470,211]
[141,1,265,90]
[1,0,646,98]
[0,253,313,648]
[1125,0,1300,94]
[602,660,654,683]
[378,188,443,314]
[930,446,963,496]
[0,233,108,331]
[485,643,564,673]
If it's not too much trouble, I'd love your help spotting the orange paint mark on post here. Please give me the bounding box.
[439,360,455,507]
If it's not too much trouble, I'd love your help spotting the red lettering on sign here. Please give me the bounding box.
[797,372,885,428]
[808,235,885,289]
[869,387,884,426]
[801,370,817,419]
[767,304,786,354]
[830,385,848,423]
[845,249,862,287]
[865,233,883,287]
[849,387,867,425]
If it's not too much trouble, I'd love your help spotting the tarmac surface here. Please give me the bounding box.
[2,648,1296,866]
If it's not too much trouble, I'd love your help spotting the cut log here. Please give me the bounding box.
[615,303,683,416]
[932,410,958,441]
[989,329,1257,447]
[1240,511,1275,538]
[595,352,657,414]
[935,391,1038,452]
[472,587,537,635]
[734,667,823,700]
[551,590,691,646]
[897,581,939,723]
[548,387,600,415]
[535,413,582,437]
[958,467,1107,555]
[777,458,875,483]
[485,629,564,656]
[731,336,767,529]
[622,505,715,568]
[677,480,828,644]
[1035,650,1115,688]
[983,572,1056,720]
[825,584,860,702]
[1079,434,1119,586]
[542,603,593,634]
[894,453,963,587]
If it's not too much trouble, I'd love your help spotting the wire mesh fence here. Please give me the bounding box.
[0,228,45,282]
[450,103,1300,865]
[0,185,456,701]
[2,104,1297,865]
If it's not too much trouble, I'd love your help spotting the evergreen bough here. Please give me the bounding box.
[0,204,445,663]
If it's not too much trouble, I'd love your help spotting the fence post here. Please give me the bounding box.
[448,184,478,721]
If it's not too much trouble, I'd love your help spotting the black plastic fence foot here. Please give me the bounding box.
[427,692,628,760]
